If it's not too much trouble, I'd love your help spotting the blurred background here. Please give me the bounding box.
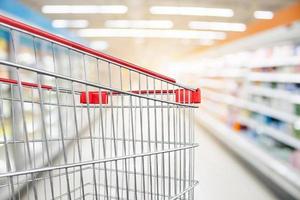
[1,0,300,199]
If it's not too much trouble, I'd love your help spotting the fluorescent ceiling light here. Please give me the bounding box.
[77,28,226,40]
[189,21,246,32]
[150,6,234,17]
[254,11,274,19]
[105,20,173,29]
[52,20,89,28]
[42,5,128,14]
[90,41,108,51]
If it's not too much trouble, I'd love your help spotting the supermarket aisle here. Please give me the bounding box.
[193,125,278,200]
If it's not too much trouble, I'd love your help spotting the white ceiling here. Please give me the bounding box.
[20,0,296,71]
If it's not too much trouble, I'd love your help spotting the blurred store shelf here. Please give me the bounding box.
[246,86,300,104]
[204,89,300,124]
[193,16,300,199]
[197,110,300,199]
[248,73,300,83]
[238,116,300,150]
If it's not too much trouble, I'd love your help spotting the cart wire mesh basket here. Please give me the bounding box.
[0,15,200,200]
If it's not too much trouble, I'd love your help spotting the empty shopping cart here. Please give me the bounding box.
[0,15,200,200]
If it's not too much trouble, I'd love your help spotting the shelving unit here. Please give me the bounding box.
[202,95,300,150]
[192,20,300,199]
[238,116,300,150]
[204,89,300,124]
[197,109,300,199]
[246,85,300,104]
[248,72,300,83]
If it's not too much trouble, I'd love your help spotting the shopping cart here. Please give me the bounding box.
[0,15,200,200]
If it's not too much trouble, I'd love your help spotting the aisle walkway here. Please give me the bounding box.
[193,125,278,200]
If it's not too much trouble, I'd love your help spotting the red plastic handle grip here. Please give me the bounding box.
[175,88,201,104]
[0,15,176,83]
[80,91,108,104]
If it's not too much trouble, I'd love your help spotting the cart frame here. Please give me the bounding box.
[0,15,199,200]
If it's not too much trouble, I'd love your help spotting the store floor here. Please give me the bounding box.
[194,125,278,200]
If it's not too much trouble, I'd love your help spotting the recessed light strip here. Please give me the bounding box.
[189,21,246,32]
[42,5,128,14]
[52,20,89,28]
[150,6,234,17]
[254,11,274,19]
[105,20,174,29]
[77,28,226,40]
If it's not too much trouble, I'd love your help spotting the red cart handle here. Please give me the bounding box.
[0,15,175,83]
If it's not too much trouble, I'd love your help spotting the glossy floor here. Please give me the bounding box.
[193,125,277,200]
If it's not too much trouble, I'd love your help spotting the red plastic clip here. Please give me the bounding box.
[0,77,53,90]
[175,88,201,104]
[80,91,108,104]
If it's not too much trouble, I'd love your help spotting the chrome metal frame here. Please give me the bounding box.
[0,16,198,200]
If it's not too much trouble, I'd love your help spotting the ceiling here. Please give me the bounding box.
[20,0,296,72]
